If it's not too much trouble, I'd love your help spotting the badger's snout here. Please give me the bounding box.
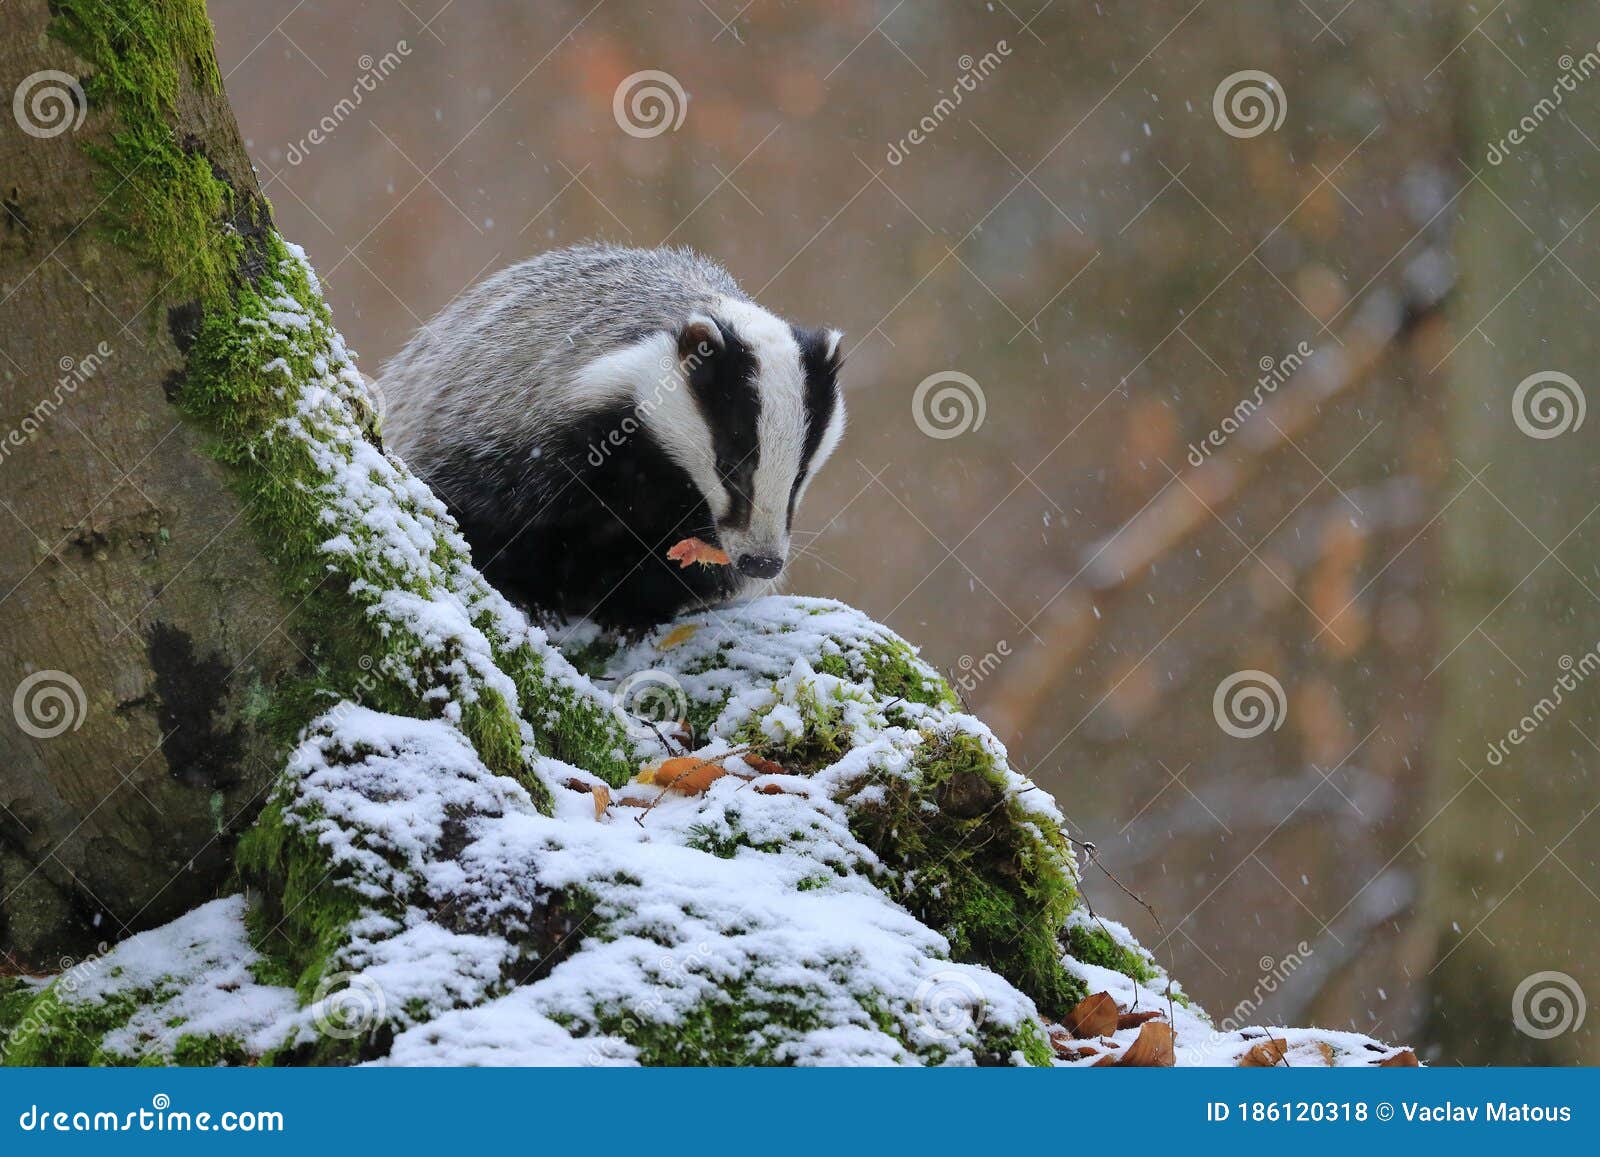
[735,552,785,580]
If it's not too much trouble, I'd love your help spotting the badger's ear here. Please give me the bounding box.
[677,312,725,365]
[796,325,847,382]
[823,328,846,374]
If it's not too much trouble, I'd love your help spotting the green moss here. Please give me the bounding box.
[553,634,619,680]
[1065,923,1155,983]
[994,1018,1055,1068]
[170,1032,252,1067]
[52,0,241,305]
[0,977,39,1058]
[1062,922,1188,1006]
[849,731,1084,1019]
[504,644,632,789]
[235,798,369,1002]
[734,679,854,772]
[819,640,957,709]
[584,982,1041,1066]
[593,985,816,1066]
[1,985,151,1067]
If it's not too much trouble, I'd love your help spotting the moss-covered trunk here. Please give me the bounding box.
[0,0,303,964]
[1,0,627,972]
[1423,0,1600,1063]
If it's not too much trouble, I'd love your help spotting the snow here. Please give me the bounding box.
[10,236,1413,1069]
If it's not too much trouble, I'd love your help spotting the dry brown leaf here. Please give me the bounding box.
[659,623,700,650]
[666,537,731,569]
[640,755,728,795]
[1314,1041,1336,1066]
[1092,1053,1117,1067]
[1238,1038,1288,1067]
[1116,1020,1175,1067]
[1065,991,1120,1039]
[1117,1010,1163,1031]
[590,784,611,820]
[1378,1048,1419,1067]
[742,754,787,776]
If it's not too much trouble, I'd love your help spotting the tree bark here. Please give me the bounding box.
[1424,0,1600,1063]
[0,0,299,965]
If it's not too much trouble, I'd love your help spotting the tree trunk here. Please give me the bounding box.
[1,0,300,965]
[1424,0,1600,1062]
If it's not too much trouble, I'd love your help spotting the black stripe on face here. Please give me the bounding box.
[789,326,844,526]
[684,322,761,531]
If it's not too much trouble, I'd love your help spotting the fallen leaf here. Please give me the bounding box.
[1117,1010,1164,1030]
[666,537,731,569]
[1314,1041,1336,1066]
[659,623,700,650]
[1092,1053,1117,1067]
[742,754,787,776]
[1116,1020,1175,1067]
[755,783,795,795]
[1238,1038,1289,1067]
[1378,1048,1419,1067]
[1065,991,1119,1039]
[639,755,728,795]
[590,784,611,820]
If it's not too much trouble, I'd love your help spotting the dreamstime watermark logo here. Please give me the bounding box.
[1511,370,1584,439]
[1488,44,1600,166]
[310,971,388,1040]
[585,339,713,468]
[12,670,88,740]
[1484,645,1600,767]
[613,70,688,139]
[913,970,987,1043]
[1212,669,1286,739]
[1212,70,1286,139]
[0,341,115,471]
[0,943,111,1063]
[953,640,1011,699]
[284,42,411,166]
[885,40,1012,165]
[612,669,689,740]
[1191,941,1313,1060]
[912,371,986,439]
[13,70,87,139]
[1187,341,1312,466]
[1512,970,1586,1039]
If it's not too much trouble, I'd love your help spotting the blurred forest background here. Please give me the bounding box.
[209,0,1598,1064]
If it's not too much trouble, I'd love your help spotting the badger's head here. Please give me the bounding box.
[638,298,845,586]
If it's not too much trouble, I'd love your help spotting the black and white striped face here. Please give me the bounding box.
[645,298,845,583]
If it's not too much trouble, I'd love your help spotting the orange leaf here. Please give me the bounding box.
[1238,1038,1288,1067]
[1378,1048,1419,1067]
[666,537,731,569]
[742,755,787,776]
[1064,991,1119,1039]
[1117,1021,1175,1067]
[659,623,700,650]
[590,784,611,820]
[1314,1041,1336,1066]
[642,755,728,795]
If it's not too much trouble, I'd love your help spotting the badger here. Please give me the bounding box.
[379,244,847,629]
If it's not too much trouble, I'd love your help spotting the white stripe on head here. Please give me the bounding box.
[712,296,806,559]
[574,331,727,520]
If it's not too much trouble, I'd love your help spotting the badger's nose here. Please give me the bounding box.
[736,553,784,579]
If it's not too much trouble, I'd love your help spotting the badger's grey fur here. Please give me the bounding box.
[381,244,846,628]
